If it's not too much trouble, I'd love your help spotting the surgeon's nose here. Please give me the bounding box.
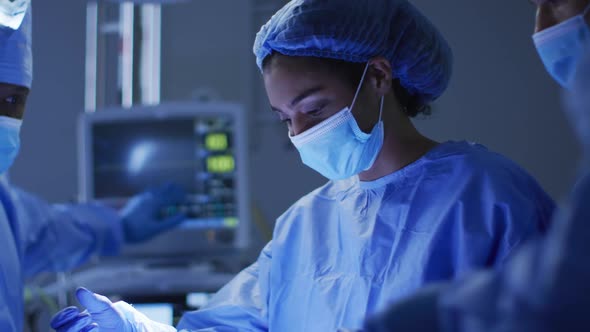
[535,4,558,33]
[289,116,316,137]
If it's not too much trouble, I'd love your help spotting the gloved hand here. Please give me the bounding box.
[50,287,176,332]
[121,183,187,244]
[50,306,97,332]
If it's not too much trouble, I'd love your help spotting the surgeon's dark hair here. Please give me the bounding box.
[262,54,431,118]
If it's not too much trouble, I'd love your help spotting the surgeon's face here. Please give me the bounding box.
[0,83,29,120]
[263,55,381,137]
[532,0,590,32]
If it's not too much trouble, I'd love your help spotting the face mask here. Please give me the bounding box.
[0,116,21,174]
[289,63,385,180]
[533,3,590,89]
[0,0,29,30]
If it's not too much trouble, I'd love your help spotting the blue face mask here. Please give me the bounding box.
[533,4,590,89]
[0,0,29,29]
[289,63,385,180]
[0,116,21,174]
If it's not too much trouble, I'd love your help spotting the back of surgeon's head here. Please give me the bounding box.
[0,9,32,120]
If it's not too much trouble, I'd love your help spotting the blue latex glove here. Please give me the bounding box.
[50,306,97,332]
[50,287,176,332]
[121,183,187,243]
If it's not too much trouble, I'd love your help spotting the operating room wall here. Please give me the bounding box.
[409,0,580,200]
[11,0,579,247]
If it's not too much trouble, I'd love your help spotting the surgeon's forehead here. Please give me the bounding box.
[0,82,29,94]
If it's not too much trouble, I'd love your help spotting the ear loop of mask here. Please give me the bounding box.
[378,95,384,121]
[350,62,385,124]
[349,62,370,112]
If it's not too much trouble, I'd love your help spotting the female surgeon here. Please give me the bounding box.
[51,0,556,331]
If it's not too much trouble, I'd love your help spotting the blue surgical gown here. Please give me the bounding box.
[0,175,123,332]
[438,170,590,332]
[437,54,590,332]
[177,141,554,332]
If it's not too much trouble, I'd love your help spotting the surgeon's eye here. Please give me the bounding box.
[306,106,326,118]
[4,95,22,105]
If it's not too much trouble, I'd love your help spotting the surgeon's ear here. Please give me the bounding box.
[367,56,393,97]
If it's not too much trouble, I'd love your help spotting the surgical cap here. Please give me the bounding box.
[0,9,32,88]
[253,0,453,103]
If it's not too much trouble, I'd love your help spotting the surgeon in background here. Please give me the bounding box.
[361,0,590,331]
[50,0,556,331]
[0,8,187,332]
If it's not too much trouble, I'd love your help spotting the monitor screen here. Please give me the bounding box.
[92,116,238,232]
[79,103,249,256]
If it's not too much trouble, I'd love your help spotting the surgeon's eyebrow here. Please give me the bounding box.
[0,84,30,98]
[15,86,29,95]
[270,85,326,113]
[290,86,325,107]
[13,88,30,101]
